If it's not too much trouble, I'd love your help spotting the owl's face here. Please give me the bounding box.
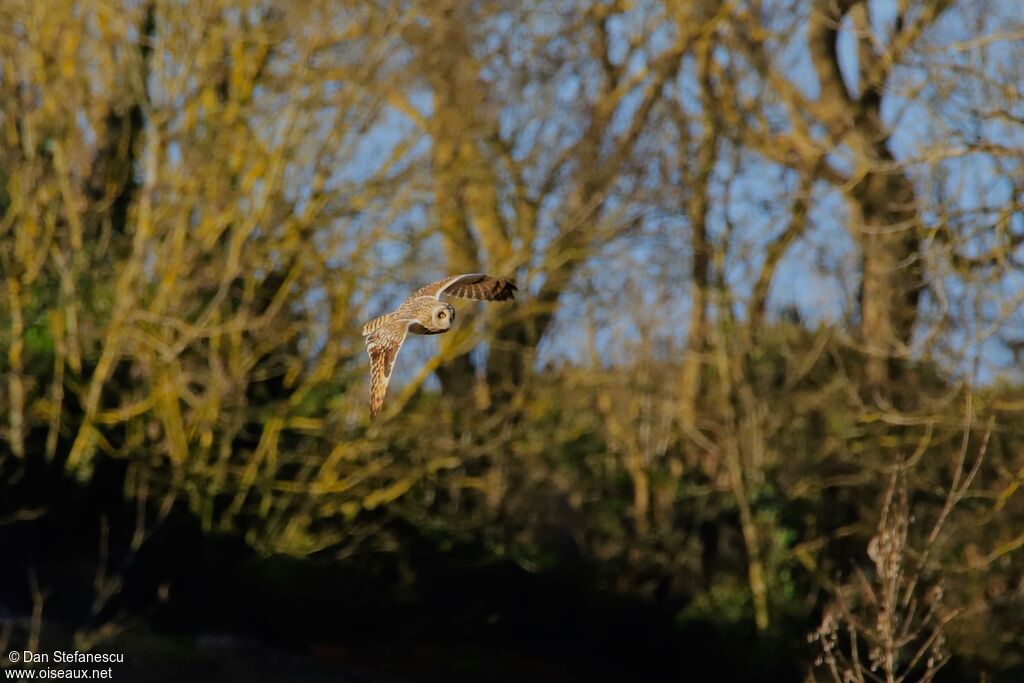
[425,303,455,331]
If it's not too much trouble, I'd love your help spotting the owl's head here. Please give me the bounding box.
[429,303,455,331]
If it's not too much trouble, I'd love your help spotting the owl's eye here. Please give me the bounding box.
[438,311,447,319]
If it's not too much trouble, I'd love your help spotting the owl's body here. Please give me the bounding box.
[361,273,517,421]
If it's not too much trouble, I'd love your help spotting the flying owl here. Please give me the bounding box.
[361,273,517,421]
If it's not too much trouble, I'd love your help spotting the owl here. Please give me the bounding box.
[361,273,517,421]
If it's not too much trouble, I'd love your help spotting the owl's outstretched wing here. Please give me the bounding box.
[364,319,411,422]
[413,274,517,302]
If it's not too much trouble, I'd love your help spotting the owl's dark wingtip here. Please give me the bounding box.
[502,279,519,301]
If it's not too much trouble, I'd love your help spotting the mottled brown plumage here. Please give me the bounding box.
[361,274,517,421]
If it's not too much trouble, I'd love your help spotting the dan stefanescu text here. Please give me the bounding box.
[17,651,123,664]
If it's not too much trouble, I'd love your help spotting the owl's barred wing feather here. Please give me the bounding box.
[413,273,517,302]
[361,311,396,337]
[445,275,517,301]
[365,320,410,422]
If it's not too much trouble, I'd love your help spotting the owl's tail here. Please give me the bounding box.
[361,311,396,337]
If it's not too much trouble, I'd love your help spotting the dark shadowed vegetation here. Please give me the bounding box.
[1,0,1023,680]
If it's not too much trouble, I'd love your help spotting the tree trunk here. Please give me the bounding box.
[420,1,485,400]
[807,0,930,388]
[850,168,922,387]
